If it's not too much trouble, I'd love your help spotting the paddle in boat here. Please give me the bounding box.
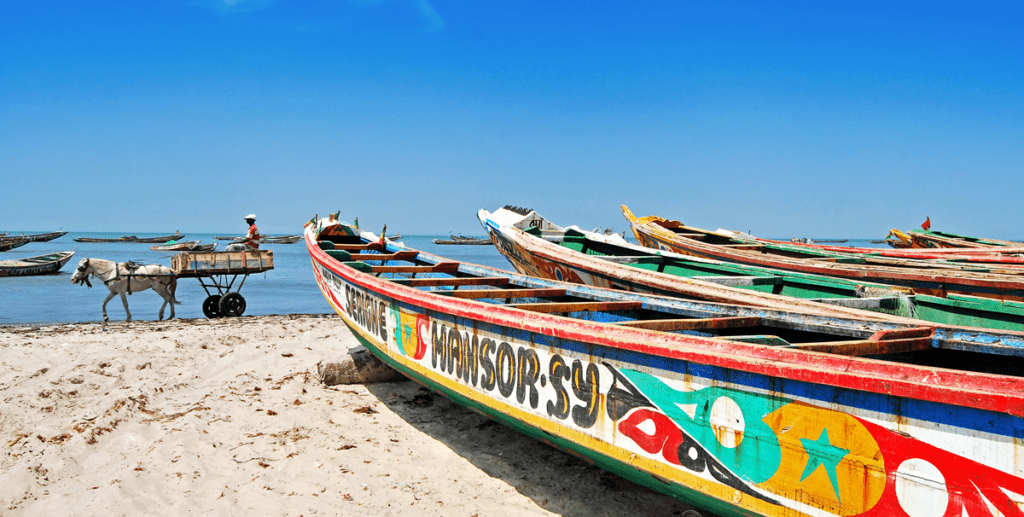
[307,214,1024,517]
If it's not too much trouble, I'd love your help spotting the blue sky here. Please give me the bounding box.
[2,1,1022,238]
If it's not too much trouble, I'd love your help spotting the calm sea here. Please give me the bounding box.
[0,232,515,326]
[0,233,889,326]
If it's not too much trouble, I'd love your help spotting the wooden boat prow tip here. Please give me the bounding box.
[309,213,1024,517]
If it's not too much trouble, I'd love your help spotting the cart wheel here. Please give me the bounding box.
[219,293,246,317]
[202,295,223,318]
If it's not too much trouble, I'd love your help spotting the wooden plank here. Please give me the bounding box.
[617,316,762,332]
[439,288,568,299]
[392,277,511,288]
[791,337,933,356]
[371,263,460,274]
[507,301,643,314]
[349,251,419,262]
[869,326,934,341]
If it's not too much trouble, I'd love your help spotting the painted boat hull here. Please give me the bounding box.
[306,220,1024,517]
[622,206,1024,301]
[479,211,1024,332]
[0,251,76,276]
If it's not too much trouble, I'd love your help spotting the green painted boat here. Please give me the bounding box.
[479,208,1024,332]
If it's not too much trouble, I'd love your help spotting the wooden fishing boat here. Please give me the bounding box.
[887,228,1021,249]
[480,208,1024,332]
[18,231,69,242]
[262,235,302,244]
[191,242,218,252]
[621,205,1024,301]
[433,234,493,245]
[74,233,185,243]
[307,215,1024,517]
[0,237,31,252]
[757,234,1024,265]
[790,238,848,244]
[150,240,199,251]
[0,250,76,276]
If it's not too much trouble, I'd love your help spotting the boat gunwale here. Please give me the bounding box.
[306,230,1024,418]
[624,209,1024,291]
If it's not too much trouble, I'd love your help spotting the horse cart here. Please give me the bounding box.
[171,250,274,318]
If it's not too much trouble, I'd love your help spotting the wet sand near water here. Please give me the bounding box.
[0,314,713,516]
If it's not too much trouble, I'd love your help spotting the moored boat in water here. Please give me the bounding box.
[479,208,1024,332]
[150,240,200,251]
[432,234,493,245]
[307,214,1024,517]
[0,237,31,252]
[19,231,69,242]
[74,233,186,243]
[0,250,76,276]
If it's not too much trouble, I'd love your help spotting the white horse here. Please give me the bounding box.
[70,258,181,322]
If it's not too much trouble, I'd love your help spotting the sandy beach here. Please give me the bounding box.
[1,314,709,517]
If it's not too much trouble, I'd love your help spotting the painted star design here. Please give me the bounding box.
[800,429,850,500]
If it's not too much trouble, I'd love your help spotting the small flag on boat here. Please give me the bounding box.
[305,217,315,228]
[354,217,359,229]
[922,217,931,230]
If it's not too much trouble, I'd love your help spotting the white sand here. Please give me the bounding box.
[0,314,711,517]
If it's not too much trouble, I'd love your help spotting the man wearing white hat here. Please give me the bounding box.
[226,214,261,252]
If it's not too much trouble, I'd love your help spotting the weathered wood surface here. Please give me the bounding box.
[171,250,274,277]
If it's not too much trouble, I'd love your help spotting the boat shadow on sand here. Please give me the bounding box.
[365,380,716,517]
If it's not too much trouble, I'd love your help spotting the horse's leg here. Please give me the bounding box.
[166,281,176,319]
[120,290,132,322]
[102,291,117,323]
[157,285,169,321]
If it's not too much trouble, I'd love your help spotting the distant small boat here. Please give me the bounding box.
[261,235,302,244]
[790,238,848,244]
[190,242,218,252]
[0,237,31,252]
[0,250,76,276]
[74,233,186,243]
[151,240,200,251]
[217,235,303,244]
[433,234,493,245]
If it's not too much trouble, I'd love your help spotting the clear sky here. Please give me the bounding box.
[2,1,1022,238]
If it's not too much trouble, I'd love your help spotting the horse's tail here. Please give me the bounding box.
[170,275,182,304]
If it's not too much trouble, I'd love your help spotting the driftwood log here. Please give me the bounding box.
[317,346,406,385]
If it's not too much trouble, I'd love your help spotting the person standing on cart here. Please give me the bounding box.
[227,214,260,252]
